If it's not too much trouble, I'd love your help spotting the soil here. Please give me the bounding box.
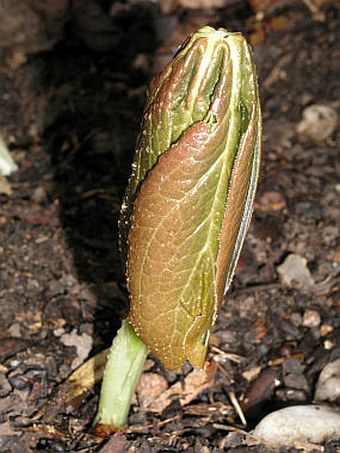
[0,1,339,452]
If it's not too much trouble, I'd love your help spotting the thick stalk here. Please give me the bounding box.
[94,320,148,428]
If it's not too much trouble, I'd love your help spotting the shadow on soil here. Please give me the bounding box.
[44,4,158,363]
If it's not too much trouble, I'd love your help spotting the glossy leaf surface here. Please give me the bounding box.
[121,27,262,370]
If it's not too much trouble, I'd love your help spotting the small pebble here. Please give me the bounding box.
[315,359,340,403]
[32,186,47,204]
[277,253,314,289]
[283,358,304,374]
[36,438,67,452]
[54,327,65,337]
[290,312,303,327]
[9,359,20,368]
[283,374,309,392]
[253,405,340,447]
[324,340,334,350]
[302,309,321,328]
[8,374,31,391]
[297,104,338,142]
[282,358,309,392]
[8,323,21,337]
[133,53,150,72]
[0,216,8,228]
[46,279,65,299]
[280,343,295,357]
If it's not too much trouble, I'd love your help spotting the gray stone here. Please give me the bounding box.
[253,405,340,447]
[315,359,340,403]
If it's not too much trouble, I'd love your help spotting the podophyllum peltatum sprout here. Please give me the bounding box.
[94,26,262,429]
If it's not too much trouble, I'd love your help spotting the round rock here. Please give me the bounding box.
[253,405,340,447]
[297,104,337,142]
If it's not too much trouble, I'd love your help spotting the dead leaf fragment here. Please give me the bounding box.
[255,191,286,212]
[60,328,93,370]
[98,434,128,453]
[136,372,168,409]
[41,349,109,422]
[147,361,217,413]
[0,175,12,195]
[320,324,333,336]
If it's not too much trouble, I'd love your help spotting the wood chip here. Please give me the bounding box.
[35,236,49,244]
[320,324,334,336]
[0,175,12,195]
[242,366,262,382]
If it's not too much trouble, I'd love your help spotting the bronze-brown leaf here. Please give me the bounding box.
[121,27,262,370]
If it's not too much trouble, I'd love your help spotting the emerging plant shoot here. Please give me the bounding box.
[95,26,262,428]
[121,26,262,370]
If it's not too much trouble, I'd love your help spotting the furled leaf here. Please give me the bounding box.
[120,27,262,370]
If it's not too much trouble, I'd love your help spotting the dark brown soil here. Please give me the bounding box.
[0,1,339,452]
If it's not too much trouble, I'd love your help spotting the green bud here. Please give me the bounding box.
[120,26,262,370]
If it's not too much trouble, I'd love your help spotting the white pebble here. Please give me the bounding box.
[315,359,340,403]
[277,253,314,289]
[253,405,340,447]
[297,104,337,142]
[0,136,18,176]
[302,309,321,327]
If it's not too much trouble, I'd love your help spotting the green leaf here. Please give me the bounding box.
[121,27,262,370]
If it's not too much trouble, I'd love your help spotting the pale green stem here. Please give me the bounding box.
[94,319,148,428]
